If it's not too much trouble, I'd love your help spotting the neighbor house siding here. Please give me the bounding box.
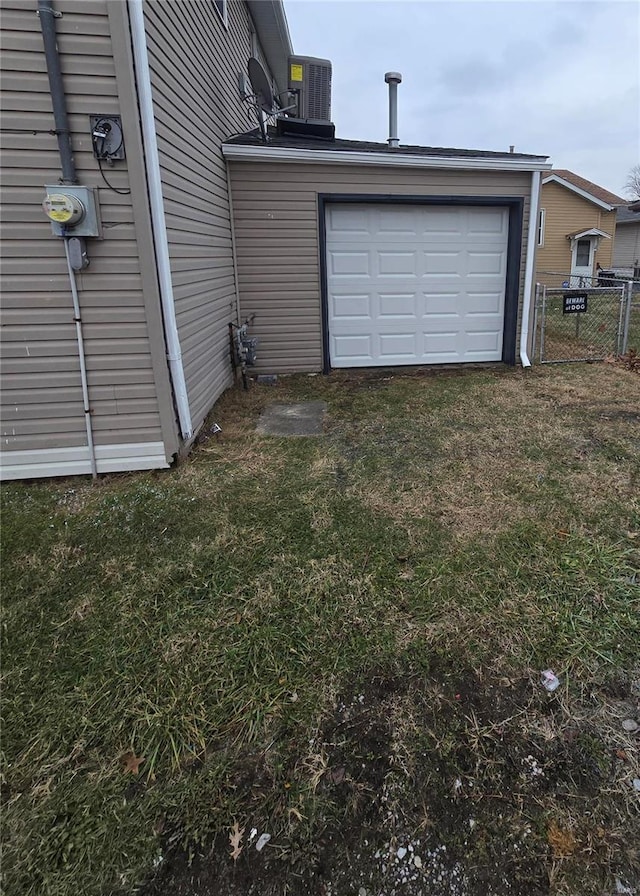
[143,0,275,431]
[228,162,532,372]
[536,181,615,277]
[0,0,177,479]
[613,225,640,269]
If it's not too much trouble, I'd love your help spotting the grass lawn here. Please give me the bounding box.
[2,363,639,896]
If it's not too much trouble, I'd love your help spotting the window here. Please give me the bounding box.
[213,0,228,27]
[576,238,591,267]
[537,208,545,247]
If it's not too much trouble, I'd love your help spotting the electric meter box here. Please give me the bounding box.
[43,185,102,238]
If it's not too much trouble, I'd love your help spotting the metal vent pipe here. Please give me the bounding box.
[384,71,402,148]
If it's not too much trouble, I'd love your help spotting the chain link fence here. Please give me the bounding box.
[533,272,637,364]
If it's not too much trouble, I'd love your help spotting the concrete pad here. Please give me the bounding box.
[256,401,327,437]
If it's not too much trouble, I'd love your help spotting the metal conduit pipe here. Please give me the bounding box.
[38,0,76,183]
[39,0,98,477]
[64,240,98,478]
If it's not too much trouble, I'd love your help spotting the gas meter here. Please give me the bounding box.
[42,185,101,237]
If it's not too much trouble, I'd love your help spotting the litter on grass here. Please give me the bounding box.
[255,833,271,852]
[541,669,560,692]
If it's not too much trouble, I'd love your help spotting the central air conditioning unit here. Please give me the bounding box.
[288,55,332,121]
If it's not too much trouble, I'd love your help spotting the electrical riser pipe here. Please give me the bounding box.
[64,239,98,478]
[38,0,76,183]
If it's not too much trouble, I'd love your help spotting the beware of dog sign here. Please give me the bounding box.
[563,292,588,314]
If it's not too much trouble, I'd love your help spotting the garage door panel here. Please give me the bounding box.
[378,293,417,318]
[424,251,463,275]
[327,203,508,367]
[377,208,420,235]
[467,208,507,235]
[465,292,503,314]
[377,251,417,276]
[333,334,373,363]
[424,292,460,315]
[466,329,502,354]
[422,208,464,234]
[331,293,371,319]
[328,206,370,233]
[379,333,418,358]
[329,250,371,276]
[467,250,504,276]
[424,332,460,358]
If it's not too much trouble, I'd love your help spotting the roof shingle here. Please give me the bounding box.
[548,169,625,206]
[225,128,548,161]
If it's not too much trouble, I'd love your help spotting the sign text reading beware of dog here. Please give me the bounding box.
[562,292,588,314]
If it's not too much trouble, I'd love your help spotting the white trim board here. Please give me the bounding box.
[223,144,552,172]
[0,442,170,481]
[542,175,615,211]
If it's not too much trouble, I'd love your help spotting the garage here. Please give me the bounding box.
[326,202,509,367]
[223,132,551,374]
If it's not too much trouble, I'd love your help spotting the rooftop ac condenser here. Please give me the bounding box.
[288,55,332,121]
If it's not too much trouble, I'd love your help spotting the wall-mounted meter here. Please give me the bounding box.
[42,185,101,238]
[43,192,85,226]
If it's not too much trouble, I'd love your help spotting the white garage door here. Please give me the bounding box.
[326,203,509,367]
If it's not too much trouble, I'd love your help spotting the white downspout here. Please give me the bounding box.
[226,161,242,324]
[520,169,541,368]
[128,0,192,439]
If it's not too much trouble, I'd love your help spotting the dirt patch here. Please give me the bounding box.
[256,402,327,437]
[141,669,640,896]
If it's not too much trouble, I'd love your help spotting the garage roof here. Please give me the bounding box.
[223,129,551,171]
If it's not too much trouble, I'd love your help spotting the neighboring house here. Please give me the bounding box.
[535,169,624,285]
[613,203,640,276]
[1,0,291,480]
[1,0,551,482]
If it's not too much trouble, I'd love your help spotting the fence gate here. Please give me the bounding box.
[533,283,630,364]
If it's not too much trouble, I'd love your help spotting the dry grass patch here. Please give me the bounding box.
[349,366,639,539]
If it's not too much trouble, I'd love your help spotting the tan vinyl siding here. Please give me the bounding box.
[613,224,640,268]
[536,181,616,278]
[228,162,532,372]
[0,0,174,464]
[143,0,272,429]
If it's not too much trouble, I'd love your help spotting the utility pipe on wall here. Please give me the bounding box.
[128,0,193,440]
[38,0,76,184]
[39,0,98,477]
[520,169,541,368]
[64,240,98,478]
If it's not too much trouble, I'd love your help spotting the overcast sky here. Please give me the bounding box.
[284,0,639,197]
